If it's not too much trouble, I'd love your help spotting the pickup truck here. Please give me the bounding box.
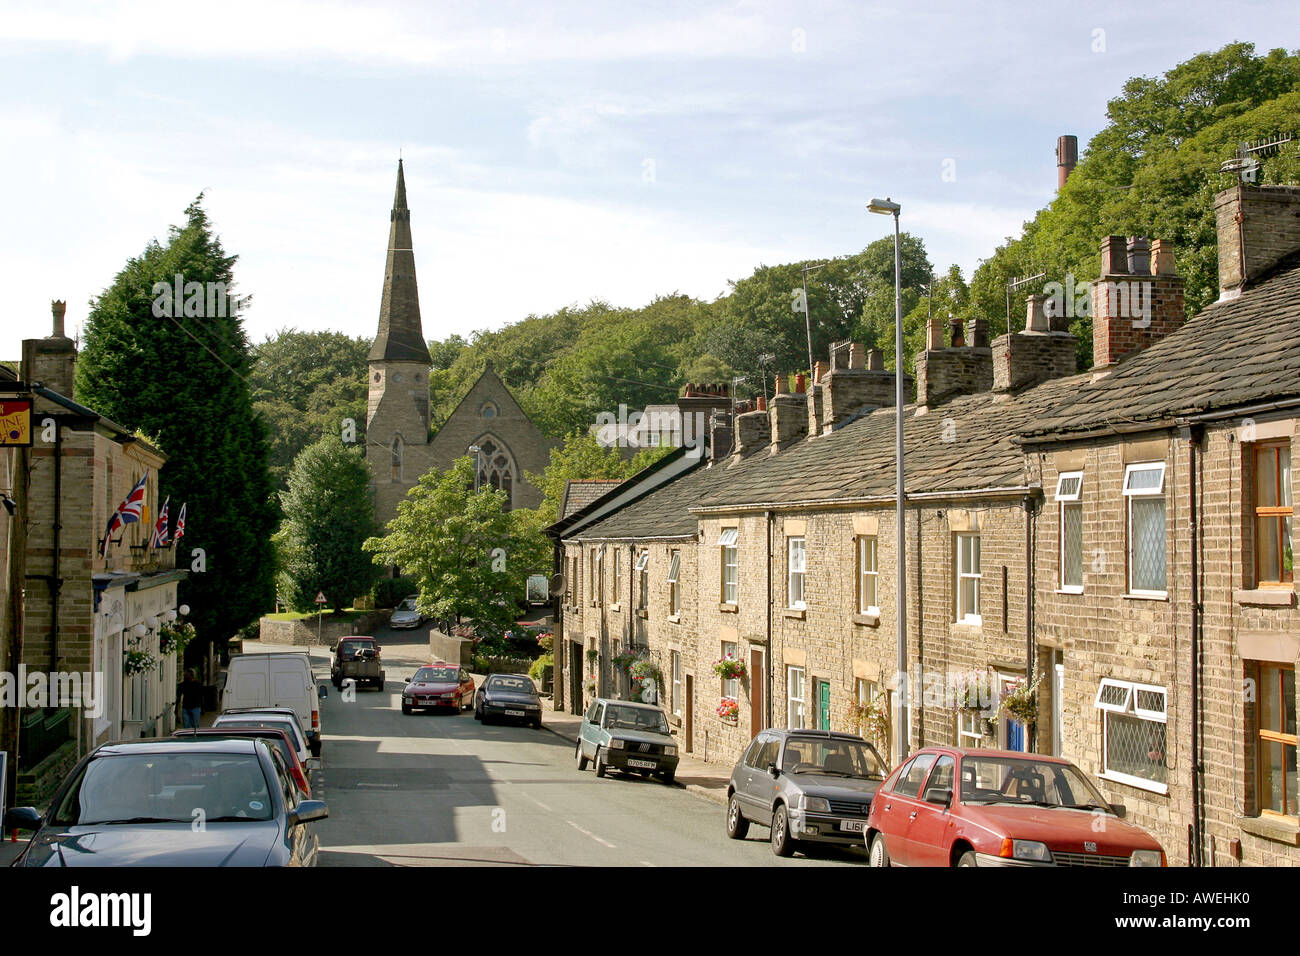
[330,636,385,692]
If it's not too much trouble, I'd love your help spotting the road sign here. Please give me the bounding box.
[315,592,327,605]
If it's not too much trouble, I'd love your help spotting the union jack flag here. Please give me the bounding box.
[101,473,148,557]
[173,502,187,543]
[150,496,170,548]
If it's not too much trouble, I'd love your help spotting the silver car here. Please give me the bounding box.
[389,597,423,629]
[726,729,888,857]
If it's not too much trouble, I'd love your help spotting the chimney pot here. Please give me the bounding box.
[813,361,825,384]
[1101,235,1130,275]
[1126,236,1150,275]
[848,343,866,369]
[1025,294,1050,333]
[795,373,806,394]
[970,318,990,349]
[926,317,943,351]
[51,300,67,338]
[1151,239,1176,276]
[1056,134,1078,191]
[756,395,767,411]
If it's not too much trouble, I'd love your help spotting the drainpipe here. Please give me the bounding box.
[1179,423,1205,866]
[766,510,774,730]
[1023,489,1042,751]
[50,418,63,677]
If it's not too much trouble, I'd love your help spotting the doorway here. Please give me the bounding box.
[749,648,765,738]
[569,642,584,715]
[684,673,694,753]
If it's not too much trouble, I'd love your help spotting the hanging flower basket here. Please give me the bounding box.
[158,620,196,657]
[991,673,1042,727]
[124,650,157,676]
[848,696,890,748]
[716,698,739,722]
[953,668,998,716]
[712,655,747,681]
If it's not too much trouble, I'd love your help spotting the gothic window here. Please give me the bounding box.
[391,435,403,482]
[470,437,516,510]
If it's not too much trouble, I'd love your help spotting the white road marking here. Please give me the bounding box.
[356,782,399,789]
[566,819,616,849]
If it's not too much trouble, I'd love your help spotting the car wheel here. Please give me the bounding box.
[726,794,750,839]
[401,703,412,715]
[869,833,891,867]
[576,742,589,771]
[531,719,541,730]
[594,750,607,778]
[770,804,796,857]
[660,770,675,785]
[957,851,978,867]
[375,680,384,692]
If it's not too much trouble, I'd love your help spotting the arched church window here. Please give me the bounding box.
[471,439,515,510]
[391,435,403,482]
[480,402,498,419]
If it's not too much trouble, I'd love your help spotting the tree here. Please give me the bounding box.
[363,457,543,636]
[278,437,378,613]
[76,196,277,652]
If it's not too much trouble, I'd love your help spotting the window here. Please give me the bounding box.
[787,537,806,609]
[1256,664,1297,817]
[635,549,649,609]
[892,753,937,799]
[857,536,879,614]
[1124,462,1166,594]
[718,528,739,604]
[1057,471,1083,591]
[390,435,403,482]
[787,666,805,729]
[671,651,682,718]
[612,550,621,604]
[721,641,739,701]
[1253,443,1294,586]
[957,711,982,749]
[1094,678,1168,792]
[955,533,981,624]
[667,550,681,615]
[589,549,601,606]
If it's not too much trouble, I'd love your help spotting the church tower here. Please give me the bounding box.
[367,160,435,527]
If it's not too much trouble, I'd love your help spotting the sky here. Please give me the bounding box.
[1,0,1296,360]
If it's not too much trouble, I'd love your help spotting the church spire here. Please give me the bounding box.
[369,159,432,364]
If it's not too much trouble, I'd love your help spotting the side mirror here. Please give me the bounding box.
[305,758,322,773]
[328,645,337,653]
[4,807,42,831]
[923,787,953,807]
[403,676,411,683]
[1110,803,1127,819]
[317,684,328,699]
[288,800,329,827]
[767,763,780,778]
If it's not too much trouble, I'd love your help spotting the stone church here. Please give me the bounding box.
[365,161,555,526]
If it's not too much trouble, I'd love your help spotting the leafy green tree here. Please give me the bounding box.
[76,196,277,652]
[363,457,544,635]
[278,437,378,613]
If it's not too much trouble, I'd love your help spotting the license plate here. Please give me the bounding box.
[839,819,867,833]
[506,709,525,716]
[627,758,656,769]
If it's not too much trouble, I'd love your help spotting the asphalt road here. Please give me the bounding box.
[310,624,863,867]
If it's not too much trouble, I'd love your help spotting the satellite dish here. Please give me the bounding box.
[549,573,565,597]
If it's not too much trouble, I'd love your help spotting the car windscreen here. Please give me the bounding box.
[779,738,886,779]
[397,598,417,611]
[959,756,1112,810]
[217,717,304,751]
[339,640,376,657]
[51,752,274,825]
[487,677,535,695]
[602,706,669,734]
[414,667,458,682]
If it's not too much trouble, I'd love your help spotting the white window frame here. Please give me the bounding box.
[787,666,806,729]
[787,537,806,609]
[671,651,682,718]
[667,550,681,616]
[634,549,648,609]
[1094,677,1169,794]
[611,549,621,605]
[957,711,982,749]
[954,532,982,625]
[1057,471,1084,594]
[1124,462,1167,596]
[857,535,879,615]
[720,529,739,605]
[721,641,739,701]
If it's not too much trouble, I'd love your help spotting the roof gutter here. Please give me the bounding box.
[1016,396,1300,448]
[688,485,1034,516]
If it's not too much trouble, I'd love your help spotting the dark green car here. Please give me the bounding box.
[575,698,679,784]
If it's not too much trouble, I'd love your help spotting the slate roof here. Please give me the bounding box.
[575,456,724,539]
[1020,253,1300,440]
[560,479,626,520]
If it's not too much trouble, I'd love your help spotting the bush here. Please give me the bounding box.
[370,576,419,609]
[529,653,554,682]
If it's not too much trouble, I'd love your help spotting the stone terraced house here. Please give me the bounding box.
[548,183,1300,867]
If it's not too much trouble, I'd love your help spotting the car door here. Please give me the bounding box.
[875,752,936,866]
[734,735,770,817]
[581,702,604,757]
[272,749,315,867]
[458,669,472,706]
[905,754,956,867]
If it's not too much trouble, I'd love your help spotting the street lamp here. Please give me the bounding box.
[867,195,908,764]
[468,444,481,493]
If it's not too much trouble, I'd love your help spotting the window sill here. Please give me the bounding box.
[1233,588,1297,608]
[953,617,983,628]
[1236,813,1300,846]
[718,603,739,613]
[609,603,621,612]
[667,614,681,625]
[853,611,881,627]
[784,608,806,620]
[1055,587,1084,596]
[1098,770,1168,796]
[635,609,649,619]
[1123,592,1168,602]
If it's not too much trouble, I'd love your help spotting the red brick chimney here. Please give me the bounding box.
[1091,236,1185,370]
[1057,135,1078,191]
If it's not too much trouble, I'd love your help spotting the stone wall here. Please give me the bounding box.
[258,611,390,647]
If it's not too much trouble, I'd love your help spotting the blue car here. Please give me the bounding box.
[4,737,328,867]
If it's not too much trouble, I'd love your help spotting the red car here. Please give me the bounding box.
[865,747,1166,867]
[401,662,475,714]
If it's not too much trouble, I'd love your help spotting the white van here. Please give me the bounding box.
[221,652,322,756]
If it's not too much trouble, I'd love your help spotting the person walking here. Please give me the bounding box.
[180,669,203,729]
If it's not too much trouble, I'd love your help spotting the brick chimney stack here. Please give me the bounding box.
[1091,235,1185,370]
[769,374,807,450]
[915,318,992,409]
[992,295,1077,393]
[1214,184,1300,299]
[1057,135,1078,191]
[677,382,733,455]
[816,340,902,433]
[21,300,78,399]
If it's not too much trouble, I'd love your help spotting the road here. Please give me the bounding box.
[310,624,862,867]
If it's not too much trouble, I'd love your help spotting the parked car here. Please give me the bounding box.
[221,651,322,756]
[474,673,543,727]
[330,636,385,692]
[213,709,312,768]
[173,727,314,797]
[725,729,887,857]
[4,737,328,867]
[864,747,1167,867]
[402,663,474,714]
[575,698,678,784]
[389,597,424,629]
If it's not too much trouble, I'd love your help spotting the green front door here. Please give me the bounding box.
[818,681,831,730]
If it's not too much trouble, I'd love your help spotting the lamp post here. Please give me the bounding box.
[867,196,908,764]
[796,260,828,377]
[468,445,481,493]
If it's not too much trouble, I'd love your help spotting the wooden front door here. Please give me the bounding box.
[750,648,765,738]
[684,673,694,753]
